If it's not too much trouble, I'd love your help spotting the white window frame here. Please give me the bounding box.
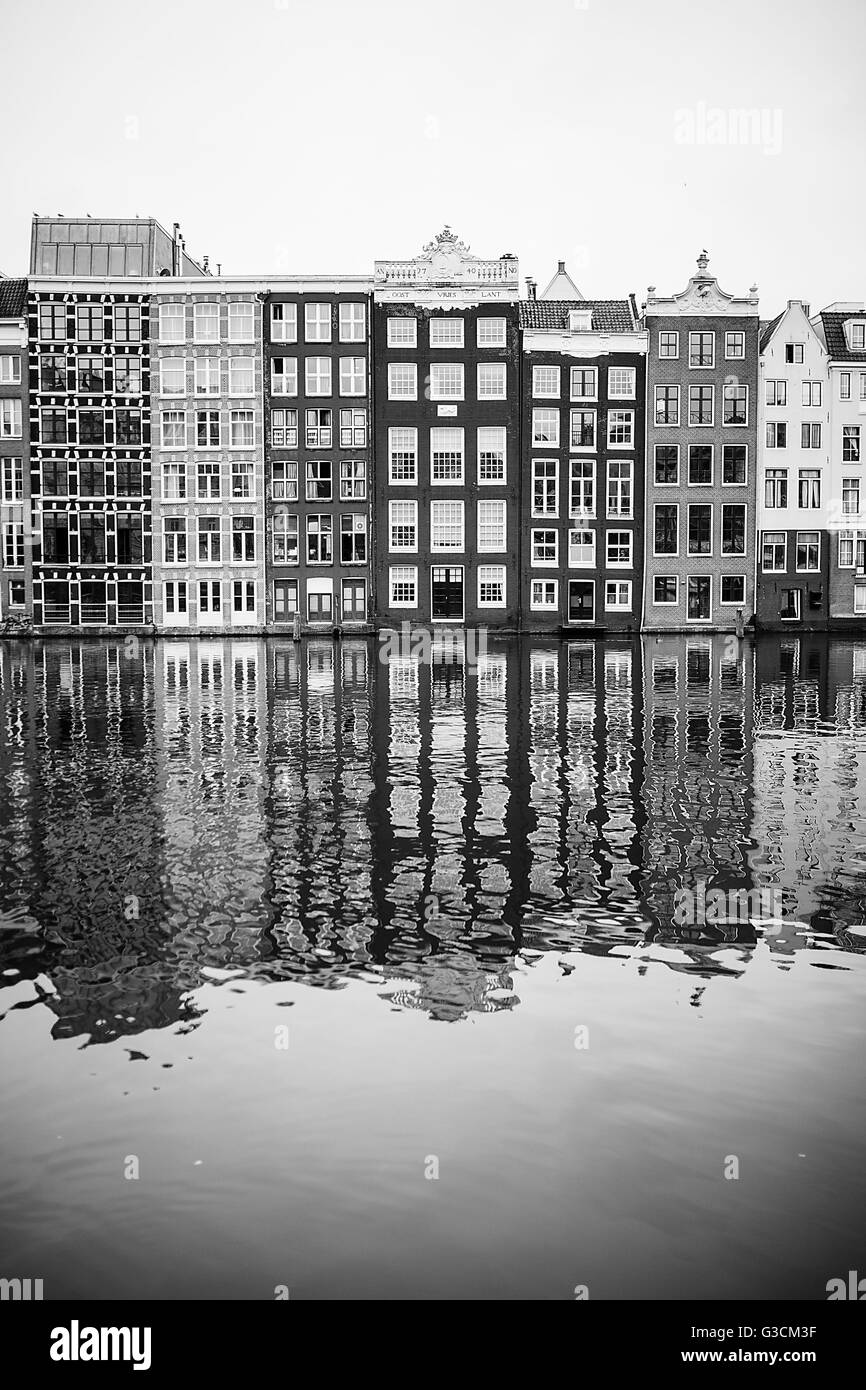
[533,365,561,398]
[476,317,506,347]
[388,362,417,400]
[477,362,506,400]
[531,579,558,611]
[387,317,417,348]
[270,302,297,343]
[477,426,506,484]
[429,317,464,348]
[477,564,506,608]
[388,426,418,484]
[604,579,632,612]
[305,357,332,397]
[389,565,418,608]
[338,302,366,343]
[477,499,507,553]
[430,499,465,552]
[389,499,418,553]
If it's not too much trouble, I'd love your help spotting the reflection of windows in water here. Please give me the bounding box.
[720,658,742,690]
[719,714,745,756]
[604,651,631,691]
[687,714,710,750]
[652,659,677,690]
[651,712,676,748]
[686,646,711,687]
[779,643,799,677]
[567,644,594,688]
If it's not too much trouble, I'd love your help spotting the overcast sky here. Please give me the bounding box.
[2,0,863,316]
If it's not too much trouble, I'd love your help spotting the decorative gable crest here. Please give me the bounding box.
[646,250,759,318]
[374,228,518,301]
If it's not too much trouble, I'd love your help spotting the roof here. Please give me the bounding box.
[815,308,866,362]
[520,299,636,332]
[540,265,583,300]
[0,278,27,317]
[759,313,783,352]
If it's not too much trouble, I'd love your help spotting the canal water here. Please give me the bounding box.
[0,634,864,1300]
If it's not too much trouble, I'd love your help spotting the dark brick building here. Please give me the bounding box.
[0,278,30,619]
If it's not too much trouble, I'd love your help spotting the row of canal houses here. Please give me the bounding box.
[1,215,865,636]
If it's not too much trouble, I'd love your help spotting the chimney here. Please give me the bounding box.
[525,277,537,300]
[558,260,566,273]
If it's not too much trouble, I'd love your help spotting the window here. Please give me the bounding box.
[305,303,331,342]
[654,503,678,555]
[199,580,222,616]
[654,445,679,485]
[306,459,332,501]
[570,409,596,449]
[272,511,299,564]
[231,516,256,563]
[305,357,332,396]
[765,467,787,508]
[164,582,187,618]
[531,579,558,609]
[686,575,711,621]
[839,531,855,568]
[840,372,851,400]
[798,468,820,509]
[228,357,254,395]
[42,514,69,562]
[531,529,558,566]
[230,410,254,447]
[796,531,820,571]
[607,459,632,517]
[431,500,464,550]
[607,530,632,567]
[533,366,560,398]
[723,384,748,424]
[196,409,220,448]
[197,460,221,499]
[725,331,745,359]
[78,356,105,392]
[430,427,464,484]
[430,363,464,400]
[228,302,255,342]
[721,575,746,605]
[477,317,506,347]
[116,459,142,497]
[78,409,104,444]
[76,304,104,341]
[607,410,634,446]
[570,459,595,517]
[190,357,217,396]
[655,386,679,425]
[158,359,185,395]
[802,380,822,407]
[193,303,219,343]
[389,500,417,551]
[40,407,65,443]
[430,317,463,347]
[115,356,141,395]
[477,426,506,483]
[272,460,298,501]
[766,379,787,406]
[843,426,861,463]
[608,367,635,398]
[161,410,186,448]
[271,408,298,448]
[785,343,804,363]
[387,317,416,347]
[271,303,297,343]
[78,516,105,563]
[271,358,298,395]
[532,459,558,516]
[842,477,860,515]
[1,401,23,438]
[605,580,632,611]
[114,305,141,342]
[658,331,679,358]
[689,331,714,367]
[159,305,186,343]
[229,580,256,617]
[340,513,367,563]
[41,459,68,496]
[231,460,254,499]
[39,303,66,340]
[40,354,66,391]
[477,363,506,399]
[654,576,678,605]
[570,366,597,399]
[762,531,787,571]
[533,408,559,446]
[2,458,23,502]
[766,422,787,449]
[390,566,417,607]
[688,504,712,555]
[688,444,713,485]
[163,517,187,564]
[339,459,366,500]
[305,408,332,448]
[568,528,595,567]
[2,522,24,569]
[163,462,186,500]
[339,357,365,396]
[78,459,105,496]
[689,385,714,425]
[273,579,298,618]
[856,586,866,615]
[388,363,417,399]
[851,322,866,350]
[339,407,366,447]
[477,500,506,552]
[861,373,866,401]
[389,427,417,483]
[722,503,746,554]
[801,422,821,449]
[306,514,332,563]
[478,565,506,606]
[339,303,366,342]
[723,445,747,485]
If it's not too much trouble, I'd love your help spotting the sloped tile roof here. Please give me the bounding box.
[817,309,866,362]
[520,299,636,332]
[759,313,783,352]
[0,278,27,318]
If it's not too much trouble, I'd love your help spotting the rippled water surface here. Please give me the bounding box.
[1,634,864,1300]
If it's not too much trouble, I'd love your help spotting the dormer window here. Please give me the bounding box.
[848,321,866,351]
[568,309,593,332]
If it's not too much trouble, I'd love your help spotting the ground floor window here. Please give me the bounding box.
[477,565,506,608]
[274,579,299,620]
[568,579,594,621]
[780,589,801,621]
[721,575,746,605]
[342,579,366,620]
[687,575,711,621]
[308,589,333,623]
[654,576,678,605]
[164,581,188,619]
[531,579,558,610]
[605,580,632,611]
[232,580,256,616]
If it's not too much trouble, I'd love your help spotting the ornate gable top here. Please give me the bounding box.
[375,227,519,297]
[645,248,759,318]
